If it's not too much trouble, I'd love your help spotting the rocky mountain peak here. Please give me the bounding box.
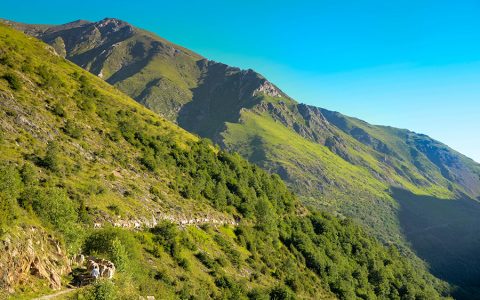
[94,17,134,36]
[253,80,282,98]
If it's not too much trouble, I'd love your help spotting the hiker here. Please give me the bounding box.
[91,265,100,279]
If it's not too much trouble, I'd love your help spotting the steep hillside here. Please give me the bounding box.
[0,23,451,299]
[7,18,480,297]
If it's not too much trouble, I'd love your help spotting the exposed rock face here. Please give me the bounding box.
[177,61,286,141]
[0,226,71,294]
[255,102,334,145]
[253,81,282,98]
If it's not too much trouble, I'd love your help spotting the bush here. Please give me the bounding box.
[36,64,62,88]
[2,73,22,90]
[42,141,61,172]
[76,75,98,113]
[26,187,81,247]
[106,204,121,215]
[150,221,178,252]
[0,164,22,230]
[52,102,66,117]
[177,257,190,270]
[214,234,241,267]
[63,120,82,138]
[83,280,117,300]
[247,288,270,300]
[269,285,295,300]
[195,251,216,269]
[110,238,129,271]
[84,228,141,271]
[0,53,14,68]
[78,97,96,113]
[20,162,37,187]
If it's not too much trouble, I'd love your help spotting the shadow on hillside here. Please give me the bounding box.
[392,187,480,299]
[177,61,262,142]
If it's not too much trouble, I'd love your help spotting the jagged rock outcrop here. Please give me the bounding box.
[253,80,282,98]
[0,226,71,294]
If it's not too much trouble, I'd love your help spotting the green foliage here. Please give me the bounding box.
[195,251,217,269]
[20,162,37,187]
[63,119,83,138]
[41,141,62,172]
[0,23,451,300]
[150,221,178,251]
[76,75,98,112]
[84,228,141,271]
[36,64,62,88]
[26,187,82,249]
[2,72,22,90]
[0,163,22,231]
[214,234,241,267]
[110,238,129,271]
[118,117,296,219]
[106,204,121,215]
[214,276,246,299]
[0,52,15,68]
[83,280,117,300]
[269,285,295,300]
[283,212,446,299]
[254,197,277,235]
[52,101,66,117]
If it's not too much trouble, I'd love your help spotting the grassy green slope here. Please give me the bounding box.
[4,18,204,122]
[0,23,450,300]
[8,18,480,298]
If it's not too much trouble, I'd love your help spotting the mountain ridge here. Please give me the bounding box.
[0,21,451,299]
[6,18,480,298]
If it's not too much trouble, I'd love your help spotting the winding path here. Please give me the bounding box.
[33,288,76,300]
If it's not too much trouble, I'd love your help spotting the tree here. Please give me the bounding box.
[42,141,61,172]
[255,197,277,235]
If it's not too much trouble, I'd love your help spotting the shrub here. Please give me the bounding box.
[247,288,270,300]
[25,186,82,250]
[42,141,61,172]
[64,120,82,138]
[269,285,295,300]
[214,235,241,267]
[84,280,117,300]
[106,204,121,215]
[78,97,96,113]
[52,102,66,117]
[84,228,141,271]
[150,221,178,252]
[110,238,129,271]
[140,150,157,171]
[20,162,37,187]
[0,164,22,231]
[178,257,190,270]
[195,251,216,269]
[2,73,22,90]
[153,269,175,285]
[0,52,14,68]
[36,64,62,88]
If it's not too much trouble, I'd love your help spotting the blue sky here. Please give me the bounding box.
[3,0,480,162]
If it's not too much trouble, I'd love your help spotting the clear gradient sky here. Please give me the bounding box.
[3,0,480,162]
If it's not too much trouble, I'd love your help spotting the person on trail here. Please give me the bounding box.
[91,265,100,279]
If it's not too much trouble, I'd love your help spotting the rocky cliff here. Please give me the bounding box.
[0,226,70,296]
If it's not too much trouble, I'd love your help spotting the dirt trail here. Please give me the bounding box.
[33,288,76,300]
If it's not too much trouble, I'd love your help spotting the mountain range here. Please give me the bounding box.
[1,17,480,299]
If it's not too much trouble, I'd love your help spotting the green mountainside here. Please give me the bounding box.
[0,23,451,299]
[6,18,480,298]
